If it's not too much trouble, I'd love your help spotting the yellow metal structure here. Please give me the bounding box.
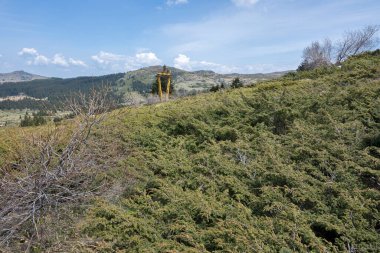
[155,66,172,101]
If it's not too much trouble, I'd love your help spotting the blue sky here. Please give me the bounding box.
[0,0,379,77]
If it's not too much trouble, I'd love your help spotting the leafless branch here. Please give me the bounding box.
[335,25,379,64]
[0,86,113,249]
[298,39,333,70]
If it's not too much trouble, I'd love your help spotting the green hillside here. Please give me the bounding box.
[0,67,286,110]
[1,51,380,252]
[117,65,286,96]
[0,73,124,110]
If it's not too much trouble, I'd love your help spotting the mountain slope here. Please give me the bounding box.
[1,51,379,252]
[0,70,48,83]
[78,51,380,253]
[118,65,288,95]
[0,73,125,110]
[0,67,287,110]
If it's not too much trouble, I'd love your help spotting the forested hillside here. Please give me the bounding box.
[0,67,286,110]
[0,73,124,110]
[0,51,379,252]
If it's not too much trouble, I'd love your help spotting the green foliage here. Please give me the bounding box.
[209,85,220,92]
[214,127,238,141]
[210,83,225,92]
[20,111,47,127]
[77,51,380,253]
[231,77,243,88]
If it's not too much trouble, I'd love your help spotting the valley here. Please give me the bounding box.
[0,67,287,126]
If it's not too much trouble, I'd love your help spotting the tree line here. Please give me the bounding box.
[209,77,244,92]
[19,111,47,127]
[0,73,124,110]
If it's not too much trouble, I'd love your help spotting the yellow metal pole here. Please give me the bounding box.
[157,75,162,101]
[166,76,171,101]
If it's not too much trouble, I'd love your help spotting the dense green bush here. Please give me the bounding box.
[80,52,380,252]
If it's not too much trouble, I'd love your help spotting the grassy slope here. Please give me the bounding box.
[78,52,380,252]
[1,52,380,252]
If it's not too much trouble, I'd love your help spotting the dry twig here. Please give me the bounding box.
[0,86,113,249]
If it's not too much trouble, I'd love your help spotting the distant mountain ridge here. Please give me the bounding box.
[0,71,48,83]
[119,65,289,95]
[0,66,289,110]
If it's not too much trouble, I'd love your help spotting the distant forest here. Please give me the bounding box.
[0,73,124,110]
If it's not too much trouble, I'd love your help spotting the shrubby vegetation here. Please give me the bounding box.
[19,111,47,127]
[231,77,244,89]
[210,83,225,92]
[0,87,114,251]
[210,78,242,92]
[0,51,379,252]
[78,52,380,252]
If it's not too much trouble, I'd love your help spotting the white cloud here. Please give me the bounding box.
[69,58,88,67]
[136,52,161,65]
[52,54,69,67]
[32,55,49,65]
[18,48,86,68]
[198,60,239,73]
[173,54,191,70]
[20,48,50,65]
[91,51,126,64]
[166,0,188,6]
[173,54,291,74]
[173,54,238,73]
[92,51,162,72]
[242,63,291,73]
[18,47,39,56]
[231,0,259,7]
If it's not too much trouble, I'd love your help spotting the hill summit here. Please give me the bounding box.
[0,70,48,83]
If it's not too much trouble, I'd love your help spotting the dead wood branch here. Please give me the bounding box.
[0,86,113,249]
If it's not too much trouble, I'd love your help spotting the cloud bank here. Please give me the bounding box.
[91,51,161,72]
[18,48,87,67]
[173,53,290,74]
[173,54,238,73]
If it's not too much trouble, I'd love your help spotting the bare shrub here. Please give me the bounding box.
[298,25,379,70]
[123,91,147,106]
[146,94,161,105]
[298,39,332,71]
[0,86,113,249]
[335,25,380,64]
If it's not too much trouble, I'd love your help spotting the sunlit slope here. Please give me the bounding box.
[79,51,380,252]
